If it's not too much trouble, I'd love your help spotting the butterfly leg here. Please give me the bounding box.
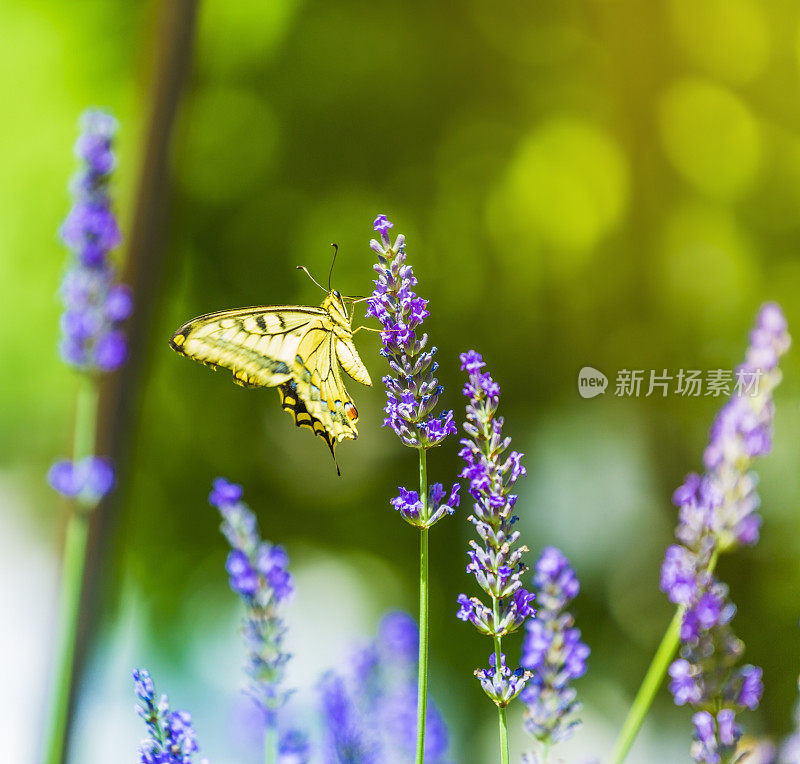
[352,325,387,335]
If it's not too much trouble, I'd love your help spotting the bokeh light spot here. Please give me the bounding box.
[670,0,770,84]
[656,200,758,330]
[196,0,302,75]
[658,78,761,201]
[488,117,628,277]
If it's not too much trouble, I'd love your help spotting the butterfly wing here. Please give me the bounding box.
[290,330,360,443]
[336,337,373,386]
[277,380,342,475]
[169,306,326,388]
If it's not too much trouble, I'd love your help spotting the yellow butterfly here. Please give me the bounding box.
[168,254,372,474]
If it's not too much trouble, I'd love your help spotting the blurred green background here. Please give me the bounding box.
[3,0,800,761]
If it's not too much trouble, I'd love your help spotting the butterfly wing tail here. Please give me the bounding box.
[277,383,342,476]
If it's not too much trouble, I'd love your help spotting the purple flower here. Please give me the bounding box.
[736,665,763,710]
[209,477,244,508]
[474,652,532,708]
[278,730,310,764]
[210,479,294,724]
[132,669,206,764]
[690,709,741,764]
[373,214,393,237]
[699,303,791,547]
[390,487,422,521]
[521,547,589,747]
[367,215,458,529]
[94,329,128,370]
[319,611,451,763]
[661,545,700,606]
[319,672,377,764]
[104,284,133,321]
[57,109,132,373]
[669,660,702,706]
[48,456,115,504]
[661,304,789,760]
[378,611,419,661]
[456,351,534,706]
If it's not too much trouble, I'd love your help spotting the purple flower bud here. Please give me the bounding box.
[660,545,699,606]
[390,487,422,521]
[104,284,133,321]
[669,659,702,705]
[209,477,243,508]
[474,652,532,708]
[717,709,738,747]
[94,330,127,370]
[692,710,716,748]
[48,456,114,502]
[737,665,763,710]
[378,611,419,661]
[83,457,115,498]
[48,460,81,497]
[373,214,393,237]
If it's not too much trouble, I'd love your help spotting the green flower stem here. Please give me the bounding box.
[493,597,510,764]
[610,550,720,764]
[416,447,430,764]
[44,375,99,764]
[265,723,278,764]
[609,607,683,764]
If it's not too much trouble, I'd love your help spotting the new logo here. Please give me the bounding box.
[578,367,608,398]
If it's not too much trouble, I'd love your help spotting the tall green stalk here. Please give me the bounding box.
[416,448,430,764]
[492,597,510,764]
[264,723,278,764]
[608,608,683,764]
[610,551,719,764]
[43,376,99,764]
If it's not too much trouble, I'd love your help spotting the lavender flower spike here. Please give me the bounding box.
[318,611,451,763]
[58,108,131,373]
[521,547,589,750]
[456,350,535,707]
[49,109,131,501]
[658,303,790,763]
[209,478,294,726]
[133,668,207,764]
[367,215,459,529]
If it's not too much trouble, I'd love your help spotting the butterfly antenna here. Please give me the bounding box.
[328,243,338,291]
[296,265,327,293]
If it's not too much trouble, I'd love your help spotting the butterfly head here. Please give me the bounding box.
[321,289,351,324]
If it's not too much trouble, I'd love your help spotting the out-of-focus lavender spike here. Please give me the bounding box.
[58,108,131,373]
[209,479,294,730]
[521,547,589,749]
[659,303,790,762]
